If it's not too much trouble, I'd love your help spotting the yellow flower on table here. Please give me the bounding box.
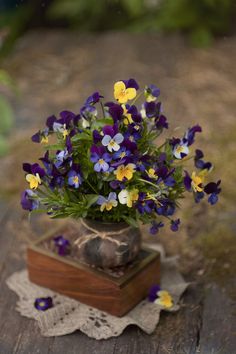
[154,290,173,309]
[26,173,42,190]
[114,163,136,181]
[114,81,137,104]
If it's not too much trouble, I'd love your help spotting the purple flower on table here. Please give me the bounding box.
[21,189,39,211]
[68,170,82,188]
[102,126,124,152]
[85,91,103,105]
[90,145,112,172]
[148,284,161,302]
[54,235,71,256]
[204,180,221,205]
[149,221,164,235]
[34,297,53,311]
[194,149,212,170]
[145,84,160,102]
[170,218,180,232]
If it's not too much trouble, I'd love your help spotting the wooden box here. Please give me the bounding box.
[27,225,160,317]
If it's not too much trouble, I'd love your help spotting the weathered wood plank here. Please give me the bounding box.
[198,283,236,354]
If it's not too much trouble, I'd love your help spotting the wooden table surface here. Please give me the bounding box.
[0,201,235,354]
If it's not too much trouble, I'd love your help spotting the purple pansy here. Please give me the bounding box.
[54,235,71,256]
[170,218,180,232]
[137,193,155,214]
[23,163,45,178]
[85,92,103,105]
[21,189,39,211]
[106,103,124,123]
[194,149,212,170]
[93,129,103,143]
[122,78,139,90]
[80,104,97,119]
[184,171,192,191]
[156,199,175,216]
[183,125,202,146]
[113,146,131,161]
[34,297,54,311]
[90,145,112,172]
[68,170,82,188]
[150,221,164,235]
[145,84,160,102]
[204,180,221,205]
[148,284,161,302]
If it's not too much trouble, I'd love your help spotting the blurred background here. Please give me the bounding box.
[0,0,235,283]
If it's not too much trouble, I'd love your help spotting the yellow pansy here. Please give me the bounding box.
[26,173,42,190]
[114,81,136,104]
[147,168,158,180]
[191,171,205,192]
[41,136,49,144]
[122,104,133,125]
[154,290,173,308]
[114,163,136,181]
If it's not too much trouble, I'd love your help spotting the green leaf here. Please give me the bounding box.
[122,215,139,228]
[85,194,99,208]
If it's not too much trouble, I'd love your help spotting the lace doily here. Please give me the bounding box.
[6,259,188,339]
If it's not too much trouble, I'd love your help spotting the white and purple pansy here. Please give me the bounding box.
[68,170,82,188]
[173,142,189,159]
[102,125,124,152]
[97,192,118,212]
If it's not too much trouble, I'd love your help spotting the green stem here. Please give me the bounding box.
[130,91,143,105]
[85,179,99,194]
[100,101,105,119]
[138,178,160,190]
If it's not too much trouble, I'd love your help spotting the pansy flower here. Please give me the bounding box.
[155,290,173,308]
[31,128,49,144]
[97,192,118,212]
[204,180,221,205]
[137,192,155,214]
[149,220,164,235]
[148,284,161,302]
[21,189,39,211]
[54,235,71,256]
[85,91,103,105]
[34,297,53,311]
[118,189,139,208]
[101,125,124,152]
[173,142,189,159]
[170,218,180,232]
[184,170,206,193]
[114,79,138,104]
[144,84,160,102]
[113,146,131,161]
[114,163,136,181]
[105,102,124,123]
[90,145,112,172]
[23,163,45,190]
[156,199,175,216]
[68,170,82,188]
[194,149,212,170]
[80,104,97,120]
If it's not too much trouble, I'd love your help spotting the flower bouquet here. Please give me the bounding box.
[21,78,221,314]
